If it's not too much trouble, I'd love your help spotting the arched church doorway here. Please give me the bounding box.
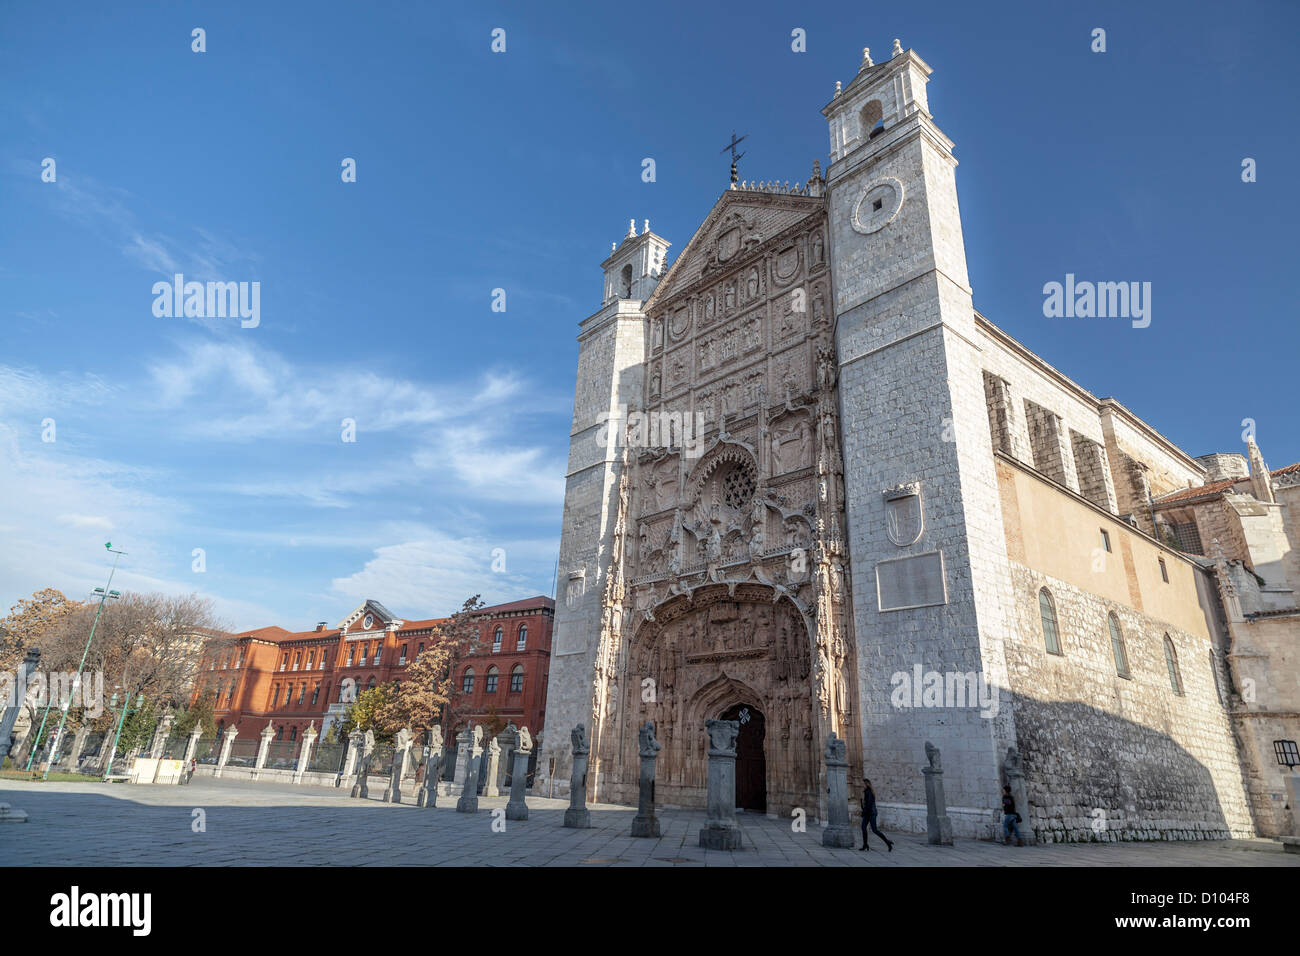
[720,703,766,813]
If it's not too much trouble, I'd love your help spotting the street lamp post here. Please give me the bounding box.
[42,542,124,780]
[102,690,145,781]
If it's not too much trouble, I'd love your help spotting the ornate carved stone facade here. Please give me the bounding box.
[538,43,1276,841]
[577,189,858,816]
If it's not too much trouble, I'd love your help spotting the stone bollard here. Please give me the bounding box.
[417,724,443,808]
[630,721,662,838]
[0,649,40,766]
[698,719,743,850]
[350,730,375,799]
[214,726,238,779]
[821,732,854,848]
[505,727,533,821]
[922,741,953,846]
[563,724,591,828]
[455,726,484,813]
[384,729,412,803]
[483,739,502,798]
[1001,746,1034,844]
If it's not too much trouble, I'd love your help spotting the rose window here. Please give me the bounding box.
[722,463,757,510]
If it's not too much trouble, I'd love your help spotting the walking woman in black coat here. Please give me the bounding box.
[860,779,894,851]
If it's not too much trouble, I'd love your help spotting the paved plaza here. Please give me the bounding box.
[1,778,1295,867]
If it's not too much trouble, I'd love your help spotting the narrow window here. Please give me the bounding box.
[517,624,527,650]
[462,668,475,694]
[493,628,503,653]
[373,644,381,665]
[290,727,297,743]
[347,646,355,666]
[307,651,315,669]
[1164,635,1183,695]
[1100,529,1111,553]
[281,654,289,671]
[510,666,524,693]
[1108,612,1130,678]
[486,667,499,694]
[311,683,320,706]
[399,643,408,665]
[271,685,280,706]
[1159,557,1169,582]
[297,684,306,705]
[1038,588,1062,655]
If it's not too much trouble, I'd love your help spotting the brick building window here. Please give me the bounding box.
[281,654,289,671]
[1164,635,1183,696]
[517,625,527,650]
[462,668,475,694]
[417,642,425,658]
[366,676,376,693]
[1038,588,1062,655]
[510,665,524,693]
[1108,612,1130,678]
[293,652,301,671]
[485,667,498,694]
[290,727,297,742]
[399,644,408,665]
[311,683,320,706]
[373,644,381,665]
[272,685,280,706]
[297,684,306,706]
[359,647,367,666]
[307,651,315,669]
[276,727,284,741]
[347,646,355,666]
[493,628,503,653]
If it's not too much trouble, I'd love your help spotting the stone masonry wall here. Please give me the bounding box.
[1005,564,1255,841]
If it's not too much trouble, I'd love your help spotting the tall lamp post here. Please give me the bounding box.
[42,542,124,780]
[102,690,145,781]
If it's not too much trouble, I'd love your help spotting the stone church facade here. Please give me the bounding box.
[536,42,1295,841]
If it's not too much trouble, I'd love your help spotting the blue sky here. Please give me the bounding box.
[2,0,1297,631]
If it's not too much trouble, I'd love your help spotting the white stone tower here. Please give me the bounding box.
[823,43,1022,831]
[535,220,670,794]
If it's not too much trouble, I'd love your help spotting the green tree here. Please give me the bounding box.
[171,695,216,739]
[339,682,398,742]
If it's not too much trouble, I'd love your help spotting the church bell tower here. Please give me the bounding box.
[822,42,1021,830]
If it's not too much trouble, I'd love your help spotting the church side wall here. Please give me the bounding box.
[996,460,1255,840]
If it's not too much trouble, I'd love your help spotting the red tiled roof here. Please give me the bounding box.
[1155,478,1240,505]
[1155,460,1299,506]
[398,617,449,631]
[237,625,290,642]
[473,596,555,616]
[279,628,340,641]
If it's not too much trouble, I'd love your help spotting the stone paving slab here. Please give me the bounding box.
[0,778,1295,867]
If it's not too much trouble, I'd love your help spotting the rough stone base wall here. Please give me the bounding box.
[1005,564,1255,841]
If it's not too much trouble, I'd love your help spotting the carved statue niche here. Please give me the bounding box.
[770,412,813,476]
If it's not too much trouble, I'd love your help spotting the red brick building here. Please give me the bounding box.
[197,597,554,761]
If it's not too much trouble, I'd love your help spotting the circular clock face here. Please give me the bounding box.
[363,614,374,629]
[851,177,905,234]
